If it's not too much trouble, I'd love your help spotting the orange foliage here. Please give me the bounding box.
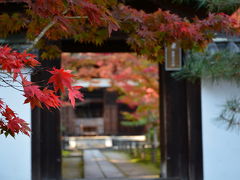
[62,52,159,123]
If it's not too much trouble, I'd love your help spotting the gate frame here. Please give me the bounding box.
[32,39,203,180]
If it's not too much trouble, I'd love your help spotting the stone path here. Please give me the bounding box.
[83,149,159,179]
[103,151,159,179]
[84,149,124,178]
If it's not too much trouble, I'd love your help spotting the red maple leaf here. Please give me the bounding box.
[68,86,84,107]
[41,88,61,109]
[20,51,39,67]
[0,104,31,136]
[48,68,73,93]
[23,84,44,109]
[7,117,30,136]
[18,119,31,136]
[0,99,3,109]
[7,118,20,133]
[2,105,16,120]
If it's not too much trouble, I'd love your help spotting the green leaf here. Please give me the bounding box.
[4,131,9,137]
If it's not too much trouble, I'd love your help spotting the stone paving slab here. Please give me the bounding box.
[103,151,159,178]
[82,150,180,180]
[92,150,124,178]
[84,149,124,178]
[84,150,105,178]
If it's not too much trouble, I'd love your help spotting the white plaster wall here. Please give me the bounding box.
[0,73,31,180]
[201,79,240,180]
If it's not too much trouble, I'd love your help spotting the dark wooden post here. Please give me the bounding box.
[159,61,203,180]
[31,107,41,180]
[103,90,118,135]
[186,81,203,180]
[159,64,189,180]
[32,51,61,180]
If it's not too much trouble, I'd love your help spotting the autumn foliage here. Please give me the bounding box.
[113,4,239,61]
[0,46,83,137]
[0,1,238,60]
[0,0,240,137]
[0,0,118,137]
[62,53,159,128]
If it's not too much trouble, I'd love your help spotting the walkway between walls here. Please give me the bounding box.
[83,149,159,179]
[84,149,124,178]
[64,149,180,180]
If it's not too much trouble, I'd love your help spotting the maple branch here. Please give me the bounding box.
[0,76,24,92]
[65,16,88,19]
[26,20,56,52]
[0,71,23,86]
[25,17,88,52]
[26,9,69,52]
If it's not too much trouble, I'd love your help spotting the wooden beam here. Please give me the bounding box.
[104,91,118,135]
[159,64,189,179]
[159,63,203,180]
[31,107,41,180]
[61,39,130,53]
[31,49,61,180]
[186,81,203,180]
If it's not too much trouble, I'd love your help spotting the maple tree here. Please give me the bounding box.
[0,46,84,137]
[0,0,118,137]
[113,4,239,61]
[0,0,239,137]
